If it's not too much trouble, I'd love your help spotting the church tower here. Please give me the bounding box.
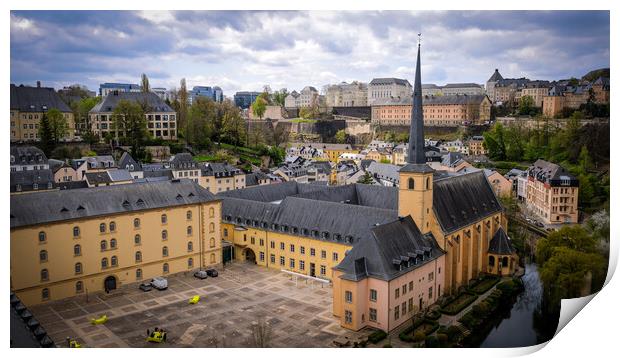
[398,39,435,233]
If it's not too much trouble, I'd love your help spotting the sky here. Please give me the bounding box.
[10,10,610,97]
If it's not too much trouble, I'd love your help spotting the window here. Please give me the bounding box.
[428,272,434,282]
[188,258,194,268]
[395,288,400,299]
[209,207,215,218]
[76,281,84,293]
[209,223,215,233]
[186,210,192,220]
[370,289,377,301]
[75,262,82,274]
[210,253,216,264]
[42,288,50,300]
[369,308,377,322]
[259,239,264,246]
[223,228,228,237]
[408,177,415,189]
[39,250,48,262]
[187,226,193,236]
[270,254,275,264]
[299,260,305,270]
[188,241,194,252]
[134,218,140,228]
[162,230,168,240]
[402,302,407,315]
[99,223,106,233]
[345,310,352,324]
[332,252,339,261]
[402,284,407,294]
[259,252,265,261]
[210,237,216,248]
[409,281,413,291]
[280,242,285,250]
[73,226,80,237]
[39,231,47,243]
[136,268,143,280]
[251,237,255,245]
[270,241,275,249]
[321,250,326,259]
[310,248,316,256]
[426,177,430,189]
[100,240,107,251]
[74,244,81,256]
[161,214,167,224]
[489,256,495,267]
[135,234,141,245]
[408,298,414,312]
[300,246,305,255]
[40,269,49,281]
[320,265,326,276]
[162,246,169,257]
[394,305,400,320]
[345,291,353,303]
[289,258,295,269]
[110,238,117,249]
[109,221,116,232]
[135,251,142,263]
[101,258,108,269]
[290,244,295,253]
[111,256,118,266]
[279,256,285,266]
[428,287,433,300]
[163,263,169,273]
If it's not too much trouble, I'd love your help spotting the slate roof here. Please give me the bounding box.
[10,179,218,228]
[10,84,72,112]
[118,152,142,172]
[370,78,411,86]
[529,159,576,182]
[90,92,174,113]
[423,94,488,105]
[334,216,444,281]
[245,171,269,186]
[142,163,173,180]
[488,227,515,255]
[441,152,465,167]
[48,159,66,173]
[10,146,48,166]
[202,163,241,177]
[443,83,483,89]
[10,169,54,192]
[85,171,113,185]
[432,171,502,234]
[169,153,198,169]
[57,181,89,190]
[107,169,133,182]
[487,69,504,82]
[367,162,401,185]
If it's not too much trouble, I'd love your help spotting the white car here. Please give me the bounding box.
[150,277,168,290]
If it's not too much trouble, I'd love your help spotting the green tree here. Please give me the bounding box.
[112,100,148,160]
[248,124,265,147]
[357,171,374,184]
[178,78,189,143]
[271,88,289,106]
[251,95,268,120]
[37,113,55,156]
[188,96,217,150]
[518,95,535,115]
[482,123,506,160]
[335,129,347,144]
[47,108,69,144]
[221,106,246,147]
[140,73,150,93]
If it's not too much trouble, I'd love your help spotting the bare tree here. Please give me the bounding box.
[249,318,272,348]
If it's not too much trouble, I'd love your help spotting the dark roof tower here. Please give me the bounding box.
[401,39,433,173]
[488,69,503,82]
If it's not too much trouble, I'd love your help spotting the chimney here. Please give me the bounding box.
[36,81,41,88]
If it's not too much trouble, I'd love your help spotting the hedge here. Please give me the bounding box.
[368,330,387,344]
[399,319,439,342]
[440,292,478,315]
[469,276,501,294]
[425,310,442,320]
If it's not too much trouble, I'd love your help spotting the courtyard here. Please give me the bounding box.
[27,262,371,348]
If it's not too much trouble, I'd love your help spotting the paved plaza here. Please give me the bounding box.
[28,262,372,348]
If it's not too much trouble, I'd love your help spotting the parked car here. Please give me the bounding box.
[150,277,168,290]
[193,270,208,280]
[206,269,218,277]
[535,222,544,228]
[139,282,152,292]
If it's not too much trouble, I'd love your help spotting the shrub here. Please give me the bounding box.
[413,332,426,342]
[440,292,478,315]
[368,330,387,344]
[437,333,448,345]
[425,335,439,347]
[382,343,392,348]
[426,310,441,320]
[446,326,462,342]
[469,276,500,294]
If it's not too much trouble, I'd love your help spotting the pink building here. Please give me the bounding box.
[332,216,445,332]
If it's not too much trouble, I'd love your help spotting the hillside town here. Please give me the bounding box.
[9,11,610,350]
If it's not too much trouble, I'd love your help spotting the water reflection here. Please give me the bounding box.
[480,263,558,348]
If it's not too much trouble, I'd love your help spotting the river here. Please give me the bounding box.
[479,263,558,348]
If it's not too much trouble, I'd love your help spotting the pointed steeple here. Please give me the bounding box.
[400,39,433,173]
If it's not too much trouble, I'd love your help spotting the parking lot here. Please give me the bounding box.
[28,262,371,347]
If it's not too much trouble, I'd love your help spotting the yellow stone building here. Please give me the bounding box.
[10,180,222,306]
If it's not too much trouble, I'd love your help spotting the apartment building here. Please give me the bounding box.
[521,81,551,107]
[284,86,319,108]
[199,163,246,194]
[325,82,368,107]
[526,159,579,224]
[368,78,412,106]
[441,83,485,96]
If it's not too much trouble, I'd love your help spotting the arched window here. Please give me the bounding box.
[73,226,80,237]
[163,263,169,273]
[162,230,168,240]
[489,256,495,267]
[209,207,215,218]
[502,257,508,267]
[426,177,430,189]
[110,238,117,249]
[135,251,142,262]
[101,258,108,269]
[162,246,169,257]
[187,241,193,252]
[186,210,192,220]
[75,262,82,274]
[210,253,216,264]
[76,281,84,293]
[99,223,106,233]
[209,223,215,233]
[136,268,142,279]
[74,244,81,256]
[109,221,116,232]
[39,250,48,262]
[134,234,141,245]
[188,258,194,268]
[100,240,107,251]
[42,288,50,300]
[38,231,46,242]
[134,218,140,228]
[210,237,216,248]
[187,226,193,236]
[408,178,415,190]
[111,256,118,267]
[41,269,49,281]
[161,214,167,224]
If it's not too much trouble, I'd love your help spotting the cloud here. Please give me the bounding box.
[10,10,610,96]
